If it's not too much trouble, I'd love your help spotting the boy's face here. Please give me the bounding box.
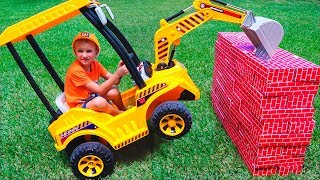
[74,40,99,67]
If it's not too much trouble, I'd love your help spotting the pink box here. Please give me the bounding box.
[211,32,319,176]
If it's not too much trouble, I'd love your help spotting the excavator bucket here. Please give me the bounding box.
[241,11,284,60]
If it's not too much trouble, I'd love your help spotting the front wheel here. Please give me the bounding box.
[70,142,114,179]
[150,101,192,140]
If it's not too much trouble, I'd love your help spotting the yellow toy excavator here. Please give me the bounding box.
[0,0,284,179]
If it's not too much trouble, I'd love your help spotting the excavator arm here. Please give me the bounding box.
[154,0,284,67]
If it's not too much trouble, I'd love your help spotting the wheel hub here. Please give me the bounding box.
[160,114,185,136]
[78,155,104,177]
[168,119,176,127]
[88,161,95,168]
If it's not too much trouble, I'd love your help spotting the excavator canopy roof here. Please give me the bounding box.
[0,0,92,46]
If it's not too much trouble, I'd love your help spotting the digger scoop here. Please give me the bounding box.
[241,11,284,60]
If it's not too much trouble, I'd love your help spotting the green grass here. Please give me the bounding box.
[0,0,319,179]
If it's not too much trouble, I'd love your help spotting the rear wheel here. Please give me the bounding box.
[70,142,114,179]
[150,101,192,140]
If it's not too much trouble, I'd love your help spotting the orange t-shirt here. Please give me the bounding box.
[64,59,108,108]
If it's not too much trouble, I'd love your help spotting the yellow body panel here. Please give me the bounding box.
[48,60,199,151]
[49,106,150,151]
[0,0,93,46]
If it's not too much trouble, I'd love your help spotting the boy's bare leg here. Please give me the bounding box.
[85,96,123,116]
[110,93,126,111]
[103,86,126,111]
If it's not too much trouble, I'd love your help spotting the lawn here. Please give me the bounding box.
[0,0,319,179]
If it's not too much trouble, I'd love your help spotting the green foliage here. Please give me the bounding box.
[0,0,319,179]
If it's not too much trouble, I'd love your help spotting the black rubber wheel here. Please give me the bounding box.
[70,142,114,179]
[150,101,192,140]
[65,136,84,157]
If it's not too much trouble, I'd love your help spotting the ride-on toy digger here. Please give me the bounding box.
[0,0,284,178]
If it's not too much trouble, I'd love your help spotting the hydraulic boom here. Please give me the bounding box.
[153,0,284,68]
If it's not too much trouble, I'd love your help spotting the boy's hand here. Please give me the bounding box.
[118,60,125,68]
[115,63,129,78]
[113,60,128,85]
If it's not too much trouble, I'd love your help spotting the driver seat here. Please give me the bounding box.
[55,92,70,113]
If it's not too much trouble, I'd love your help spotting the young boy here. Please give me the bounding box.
[64,32,129,116]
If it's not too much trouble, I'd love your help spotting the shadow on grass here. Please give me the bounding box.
[112,132,165,163]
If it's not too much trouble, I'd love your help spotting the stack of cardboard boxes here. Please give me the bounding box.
[211,32,319,175]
